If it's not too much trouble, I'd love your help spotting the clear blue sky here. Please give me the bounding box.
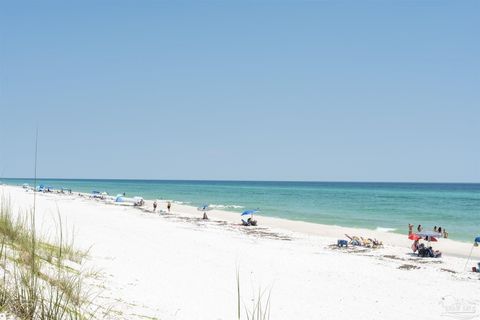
[0,1,479,182]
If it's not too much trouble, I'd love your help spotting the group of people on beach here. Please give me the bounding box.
[433,225,448,238]
[408,224,445,258]
[408,224,449,238]
[152,201,211,220]
[152,201,171,213]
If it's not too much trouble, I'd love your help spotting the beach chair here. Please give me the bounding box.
[345,234,362,246]
[361,237,373,248]
[371,238,383,248]
[337,240,348,247]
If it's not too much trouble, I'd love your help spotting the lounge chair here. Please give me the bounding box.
[345,234,363,246]
[361,237,373,248]
[371,238,383,248]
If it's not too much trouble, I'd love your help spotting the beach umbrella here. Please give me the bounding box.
[412,231,441,251]
[464,236,480,271]
[415,231,442,238]
[241,210,259,216]
[408,234,420,241]
[241,210,259,225]
[197,204,212,211]
[197,204,212,219]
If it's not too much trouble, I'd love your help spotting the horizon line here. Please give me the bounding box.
[2,177,479,185]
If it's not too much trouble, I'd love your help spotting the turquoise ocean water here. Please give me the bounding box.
[2,179,479,242]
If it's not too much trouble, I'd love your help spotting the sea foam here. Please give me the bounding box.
[375,227,396,233]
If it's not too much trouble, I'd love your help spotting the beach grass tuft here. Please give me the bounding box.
[0,195,101,319]
[236,270,272,320]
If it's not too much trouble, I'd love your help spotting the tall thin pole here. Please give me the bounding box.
[27,127,39,316]
[32,128,38,273]
[464,244,475,271]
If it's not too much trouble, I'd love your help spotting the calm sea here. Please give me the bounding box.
[2,179,479,242]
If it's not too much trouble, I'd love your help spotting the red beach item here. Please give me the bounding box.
[408,234,420,240]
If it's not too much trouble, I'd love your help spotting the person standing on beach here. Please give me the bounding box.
[167,201,171,213]
[408,224,413,235]
[417,224,423,232]
[153,201,157,212]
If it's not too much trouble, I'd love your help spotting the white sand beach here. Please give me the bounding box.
[1,184,479,320]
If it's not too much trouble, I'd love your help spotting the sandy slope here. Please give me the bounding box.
[1,185,479,320]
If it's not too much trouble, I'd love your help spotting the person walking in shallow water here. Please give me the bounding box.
[167,201,171,213]
[417,224,423,232]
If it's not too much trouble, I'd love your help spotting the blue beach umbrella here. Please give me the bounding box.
[241,209,259,216]
[464,236,480,271]
[198,204,212,211]
[241,209,259,226]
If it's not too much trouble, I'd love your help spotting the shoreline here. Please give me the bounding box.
[143,199,477,259]
[4,184,477,259]
[2,180,475,243]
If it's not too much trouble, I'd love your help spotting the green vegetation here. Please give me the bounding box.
[0,196,99,319]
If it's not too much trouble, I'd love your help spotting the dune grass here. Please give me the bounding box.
[0,195,100,319]
[236,269,272,320]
